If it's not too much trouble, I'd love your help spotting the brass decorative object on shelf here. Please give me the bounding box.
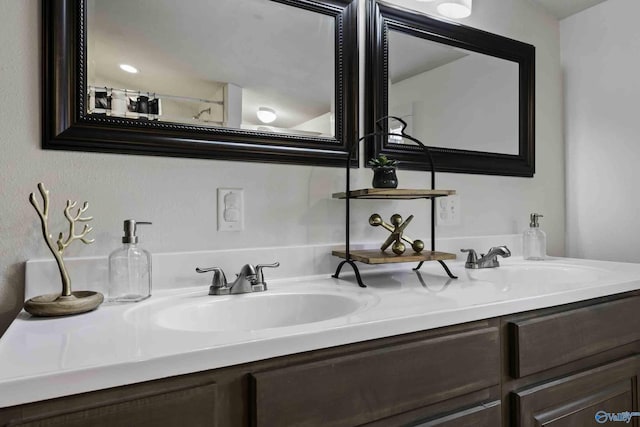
[24,183,104,317]
[369,213,424,255]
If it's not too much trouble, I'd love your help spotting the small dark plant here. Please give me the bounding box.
[368,154,397,168]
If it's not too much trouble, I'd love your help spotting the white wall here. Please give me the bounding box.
[0,1,564,326]
[563,0,639,262]
[390,53,519,154]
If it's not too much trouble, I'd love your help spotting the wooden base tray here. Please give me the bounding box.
[332,249,456,265]
[332,188,456,200]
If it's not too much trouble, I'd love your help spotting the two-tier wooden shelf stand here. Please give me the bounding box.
[332,117,458,287]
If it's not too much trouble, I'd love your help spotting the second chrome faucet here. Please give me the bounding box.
[196,262,280,295]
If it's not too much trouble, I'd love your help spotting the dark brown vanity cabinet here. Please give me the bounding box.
[2,292,640,427]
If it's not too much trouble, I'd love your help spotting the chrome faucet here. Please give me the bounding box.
[196,262,280,295]
[460,246,511,269]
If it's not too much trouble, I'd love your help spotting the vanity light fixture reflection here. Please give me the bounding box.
[437,0,472,18]
[119,64,139,74]
[257,107,277,124]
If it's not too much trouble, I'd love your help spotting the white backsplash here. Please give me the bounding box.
[25,234,523,300]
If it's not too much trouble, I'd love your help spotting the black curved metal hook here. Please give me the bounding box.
[374,115,409,136]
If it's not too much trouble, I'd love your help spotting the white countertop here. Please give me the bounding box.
[3,256,640,408]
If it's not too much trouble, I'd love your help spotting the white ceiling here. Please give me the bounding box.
[530,0,609,19]
[389,30,468,84]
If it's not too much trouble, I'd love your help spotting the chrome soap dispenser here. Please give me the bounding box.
[109,220,152,302]
[523,213,546,260]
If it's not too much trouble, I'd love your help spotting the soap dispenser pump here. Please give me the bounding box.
[523,213,546,261]
[108,220,152,302]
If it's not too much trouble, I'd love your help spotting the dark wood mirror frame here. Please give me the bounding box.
[43,0,358,167]
[366,0,535,177]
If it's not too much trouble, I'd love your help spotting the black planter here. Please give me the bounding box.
[372,166,398,188]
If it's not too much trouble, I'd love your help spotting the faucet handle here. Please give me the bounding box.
[489,245,512,258]
[460,249,478,268]
[254,262,280,290]
[196,267,228,293]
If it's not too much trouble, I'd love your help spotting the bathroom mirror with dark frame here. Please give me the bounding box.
[366,0,535,177]
[43,0,358,167]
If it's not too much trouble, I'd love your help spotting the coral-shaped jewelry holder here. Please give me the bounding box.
[24,183,104,317]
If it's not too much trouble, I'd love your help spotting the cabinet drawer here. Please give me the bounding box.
[6,382,217,427]
[512,355,640,427]
[250,326,499,427]
[509,296,640,378]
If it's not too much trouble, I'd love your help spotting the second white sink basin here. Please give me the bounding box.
[146,291,374,332]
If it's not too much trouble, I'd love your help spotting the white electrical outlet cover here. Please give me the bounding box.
[436,195,461,226]
[217,188,244,231]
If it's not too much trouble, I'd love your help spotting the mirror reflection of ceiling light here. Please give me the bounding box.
[119,64,139,74]
[437,0,472,18]
[257,107,277,124]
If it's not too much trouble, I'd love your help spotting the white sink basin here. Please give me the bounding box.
[466,263,606,287]
[139,291,373,332]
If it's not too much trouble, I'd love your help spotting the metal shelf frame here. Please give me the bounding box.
[332,116,458,287]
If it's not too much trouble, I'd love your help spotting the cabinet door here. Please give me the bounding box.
[512,356,640,427]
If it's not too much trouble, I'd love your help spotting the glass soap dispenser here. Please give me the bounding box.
[109,220,152,302]
[523,213,546,260]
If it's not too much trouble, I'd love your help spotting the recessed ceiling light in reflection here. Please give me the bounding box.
[257,107,277,124]
[119,64,139,74]
[437,0,472,18]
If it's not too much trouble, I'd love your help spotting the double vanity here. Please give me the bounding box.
[2,256,640,426]
[16,0,629,425]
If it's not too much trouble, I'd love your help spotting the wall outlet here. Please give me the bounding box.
[436,195,461,226]
[217,188,244,231]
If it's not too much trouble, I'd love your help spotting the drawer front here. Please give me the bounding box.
[512,355,640,427]
[7,382,217,427]
[251,327,500,427]
[509,296,640,378]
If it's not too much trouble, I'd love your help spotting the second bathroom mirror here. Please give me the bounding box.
[366,0,535,176]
